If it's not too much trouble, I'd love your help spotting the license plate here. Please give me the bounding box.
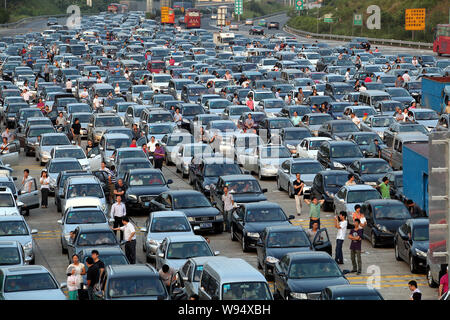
[200,223,212,228]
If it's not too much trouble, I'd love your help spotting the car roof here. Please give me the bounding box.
[220,174,257,181]
[343,184,380,191]
[204,258,266,283]
[108,264,158,277]
[0,240,21,248]
[407,218,429,226]
[77,224,112,232]
[79,247,125,256]
[103,133,129,139]
[0,215,26,222]
[67,176,98,184]
[327,284,381,296]
[265,224,305,233]
[151,211,187,218]
[286,251,334,260]
[1,265,50,275]
[242,201,281,209]
[166,235,207,243]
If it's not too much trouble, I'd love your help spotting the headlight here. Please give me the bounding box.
[204,185,211,190]
[376,224,389,233]
[286,144,295,149]
[23,241,32,250]
[101,204,107,212]
[148,239,161,246]
[42,151,51,158]
[333,161,345,169]
[265,256,279,264]
[325,191,334,198]
[128,194,137,200]
[290,292,308,300]
[188,217,195,222]
[415,248,427,258]
[246,232,260,238]
[366,181,377,187]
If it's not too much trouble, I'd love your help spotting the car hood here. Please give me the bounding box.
[230,193,267,203]
[413,240,429,253]
[375,218,408,233]
[166,258,189,271]
[289,174,315,185]
[179,206,219,217]
[360,173,387,183]
[266,246,311,260]
[244,221,291,233]
[332,157,363,166]
[127,185,169,197]
[0,235,32,246]
[416,120,437,128]
[287,276,349,294]
[149,230,194,242]
[4,289,67,300]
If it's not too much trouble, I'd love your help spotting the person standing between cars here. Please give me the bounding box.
[129,138,137,148]
[246,95,254,111]
[378,177,391,199]
[232,93,239,105]
[349,218,363,275]
[147,136,157,158]
[296,88,305,104]
[21,169,33,215]
[93,94,101,111]
[174,108,182,126]
[153,143,165,170]
[112,217,136,264]
[22,88,31,103]
[291,111,301,126]
[352,205,367,228]
[110,195,126,241]
[293,173,304,216]
[159,264,176,291]
[66,78,72,93]
[67,267,80,300]
[304,196,324,229]
[402,71,411,83]
[44,63,50,82]
[244,113,255,132]
[85,257,98,300]
[439,266,449,299]
[40,170,50,208]
[67,254,86,292]
[408,280,422,300]
[346,174,357,186]
[56,112,66,128]
[114,178,128,204]
[0,137,9,154]
[395,75,404,88]
[344,68,351,82]
[71,118,82,146]
[406,200,425,218]
[334,211,347,265]
[306,221,319,243]
[2,127,12,142]
[80,87,89,100]
[100,161,115,204]
[222,185,234,232]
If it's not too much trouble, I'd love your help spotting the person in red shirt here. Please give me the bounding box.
[169,57,175,66]
[246,95,254,111]
[129,138,137,148]
[364,76,372,83]
[439,266,449,299]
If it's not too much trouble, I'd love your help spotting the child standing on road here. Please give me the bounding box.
[67,267,80,300]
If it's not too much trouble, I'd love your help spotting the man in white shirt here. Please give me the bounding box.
[147,136,157,156]
[80,87,89,99]
[22,89,31,103]
[334,211,347,264]
[173,108,182,126]
[411,56,418,67]
[112,216,136,264]
[92,94,100,111]
[402,71,411,83]
[350,113,361,126]
[110,195,126,241]
[66,79,72,93]
[344,68,351,82]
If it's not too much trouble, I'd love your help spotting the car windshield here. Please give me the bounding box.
[73,114,91,123]
[95,117,122,127]
[331,145,363,158]
[77,231,117,246]
[49,161,82,173]
[0,221,28,236]
[150,217,191,232]
[353,108,375,118]
[129,172,165,186]
[373,204,411,219]
[67,184,103,198]
[261,147,291,158]
[173,194,211,209]
[153,75,171,83]
[267,231,310,248]
[204,163,241,177]
[346,190,381,203]
[360,162,391,174]
[167,135,194,146]
[269,119,292,129]
[42,135,70,146]
[211,122,236,131]
[133,86,148,93]
[306,140,326,150]
[107,138,131,150]
[332,123,359,133]
[387,89,409,97]
[222,282,272,300]
[0,247,20,265]
[291,162,323,174]
[189,87,208,95]
[55,148,85,159]
[245,207,286,222]
[210,100,231,109]
[415,111,438,120]
[413,225,429,241]
[372,117,395,127]
[254,92,275,100]
[183,106,204,116]
[183,145,212,157]
[28,127,54,137]
[407,82,421,89]
[324,174,348,187]
[309,115,332,125]
[334,294,382,300]
[289,260,342,279]
[354,135,379,145]
[108,276,166,298]
[69,105,90,113]
[264,100,285,109]
[119,161,151,173]
[166,241,211,259]
[148,125,172,134]
[65,210,106,224]
[148,113,173,123]
[395,176,403,187]
[5,273,58,292]
[284,130,310,140]
[398,124,428,134]
[230,107,250,116]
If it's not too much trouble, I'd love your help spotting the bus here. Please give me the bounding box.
[433,24,450,56]
[107,3,120,13]
[185,8,201,29]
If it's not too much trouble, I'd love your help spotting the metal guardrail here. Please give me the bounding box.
[283,25,433,50]
[0,14,68,29]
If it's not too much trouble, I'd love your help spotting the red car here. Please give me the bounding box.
[147,60,165,74]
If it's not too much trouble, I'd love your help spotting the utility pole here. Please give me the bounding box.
[316,7,319,34]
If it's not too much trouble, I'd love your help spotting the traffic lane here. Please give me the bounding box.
[0,17,67,37]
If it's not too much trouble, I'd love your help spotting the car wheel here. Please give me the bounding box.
[394,241,402,261]
[409,254,418,274]
[276,177,282,191]
[427,267,439,288]
[370,232,377,248]
[61,244,67,254]
[230,225,236,241]
[242,234,249,252]
[288,184,294,198]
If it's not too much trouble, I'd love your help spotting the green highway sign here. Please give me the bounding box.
[235,0,243,15]
[295,0,303,11]
[324,18,333,23]
[353,13,362,26]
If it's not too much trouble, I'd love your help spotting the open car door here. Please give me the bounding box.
[0,143,19,166]
[18,177,40,213]
[312,227,332,256]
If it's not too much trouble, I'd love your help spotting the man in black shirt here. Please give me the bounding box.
[406,200,426,218]
[408,280,422,300]
[71,118,82,146]
[293,173,305,216]
[114,178,128,203]
[86,257,98,300]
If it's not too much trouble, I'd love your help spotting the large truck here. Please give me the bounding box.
[213,32,235,45]
[422,76,450,113]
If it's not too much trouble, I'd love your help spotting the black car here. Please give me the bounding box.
[230,201,294,252]
[345,132,384,156]
[249,26,264,35]
[258,117,294,142]
[317,120,360,140]
[123,169,173,213]
[318,284,384,300]
[210,175,268,213]
[273,251,349,300]
[310,170,350,211]
[346,158,392,186]
[361,199,412,247]
[188,157,242,197]
[317,140,364,170]
[256,225,331,278]
[150,190,223,233]
[54,170,90,213]
[394,218,429,273]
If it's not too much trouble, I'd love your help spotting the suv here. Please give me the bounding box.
[54,170,90,212]
[0,215,38,264]
[317,140,364,170]
[0,240,28,266]
[87,113,123,143]
[61,175,107,214]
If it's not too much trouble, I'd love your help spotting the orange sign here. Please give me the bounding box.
[405,8,425,31]
[161,6,169,23]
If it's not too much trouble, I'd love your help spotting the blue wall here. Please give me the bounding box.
[403,145,429,213]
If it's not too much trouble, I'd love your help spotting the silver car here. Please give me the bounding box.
[233,133,265,165]
[360,115,395,139]
[241,145,292,179]
[141,211,195,262]
[61,176,107,215]
[0,215,38,264]
[276,159,324,198]
[0,240,28,266]
[35,133,72,166]
[58,205,110,254]
[0,265,66,300]
[46,157,83,193]
[175,143,213,178]
[160,132,194,165]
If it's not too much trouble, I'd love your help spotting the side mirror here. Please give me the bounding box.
[109,218,115,223]
[57,219,62,225]
[90,154,96,158]
[283,169,289,173]
[342,269,351,275]
[60,282,67,289]
[288,215,295,220]
[16,201,24,208]
[120,240,127,246]
[12,176,17,181]
[167,179,173,184]
[31,229,38,234]
[193,226,200,231]
[158,252,165,258]
[262,188,268,193]
[182,276,188,282]
[71,141,76,145]
[214,251,220,256]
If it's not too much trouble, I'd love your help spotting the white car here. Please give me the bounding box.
[150,74,171,93]
[50,145,95,171]
[296,137,332,159]
[175,143,214,178]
